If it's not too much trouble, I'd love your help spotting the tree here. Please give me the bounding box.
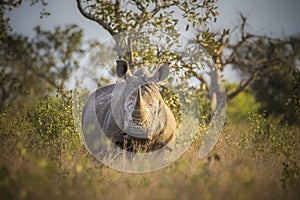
[224,17,300,100]
[1,0,87,109]
[250,61,299,124]
[75,1,299,125]
[0,24,85,109]
[216,15,300,124]
[76,0,226,117]
[187,14,300,123]
[0,0,49,40]
[76,0,219,67]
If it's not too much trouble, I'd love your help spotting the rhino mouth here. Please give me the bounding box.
[124,120,152,139]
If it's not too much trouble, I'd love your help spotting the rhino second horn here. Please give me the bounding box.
[132,87,147,124]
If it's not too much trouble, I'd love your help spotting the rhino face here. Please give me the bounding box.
[124,83,162,140]
[113,61,169,140]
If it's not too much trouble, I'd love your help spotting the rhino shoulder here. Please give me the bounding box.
[82,84,115,117]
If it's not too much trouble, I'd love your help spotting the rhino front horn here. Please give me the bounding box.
[132,86,147,124]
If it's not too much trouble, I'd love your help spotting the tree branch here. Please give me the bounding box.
[76,0,116,36]
[126,36,134,69]
[227,69,259,100]
[134,0,179,25]
[149,1,179,18]
[239,13,247,39]
[188,68,209,91]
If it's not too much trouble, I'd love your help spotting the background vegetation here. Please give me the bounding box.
[1,0,300,199]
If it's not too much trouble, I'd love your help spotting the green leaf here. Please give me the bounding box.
[185,24,189,31]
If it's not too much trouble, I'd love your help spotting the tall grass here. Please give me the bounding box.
[0,93,299,200]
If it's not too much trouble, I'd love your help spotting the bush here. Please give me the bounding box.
[0,92,80,165]
[247,111,300,188]
[27,93,78,159]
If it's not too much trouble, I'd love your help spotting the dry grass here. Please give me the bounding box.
[0,97,299,200]
[1,121,299,200]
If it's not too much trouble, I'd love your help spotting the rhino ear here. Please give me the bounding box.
[116,60,128,78]
[153,64,169,82]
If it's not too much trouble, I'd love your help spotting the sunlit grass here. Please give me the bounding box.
[0,94,299,200]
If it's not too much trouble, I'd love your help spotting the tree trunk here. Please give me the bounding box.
[210,67,226,115]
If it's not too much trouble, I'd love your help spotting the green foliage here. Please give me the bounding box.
[0,92,80,165]
[288,69,300,113]
[26,93,78,159]
[250,62,300,125]
[160,85,181,126]
[197,89,211,125]
[247,112,300,188]
[78,0,218,33]
[0,24,85,110]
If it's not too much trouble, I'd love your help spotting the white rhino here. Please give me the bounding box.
[82,60,177,152]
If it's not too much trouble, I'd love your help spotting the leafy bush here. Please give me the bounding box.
[247,112,300,188]
[288,69,300,113]
[26,93,78,158]
[0,92,80,165]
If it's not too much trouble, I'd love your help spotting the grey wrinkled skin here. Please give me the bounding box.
[82,61,177,153]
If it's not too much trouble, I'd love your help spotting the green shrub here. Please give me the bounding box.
[248,111,300,188]
[288,69,300,113]
[26,93,78,158]
[0,91,80,164]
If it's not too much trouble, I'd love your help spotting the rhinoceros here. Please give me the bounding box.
[82,60,177,153]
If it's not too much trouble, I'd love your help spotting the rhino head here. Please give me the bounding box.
[111,60,176,149]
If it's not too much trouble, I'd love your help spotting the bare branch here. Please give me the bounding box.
[227,69,259,100]
[126,36,134,69]
[224,32,300,100]
[239,13,247,39]
[114,0,121,22]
